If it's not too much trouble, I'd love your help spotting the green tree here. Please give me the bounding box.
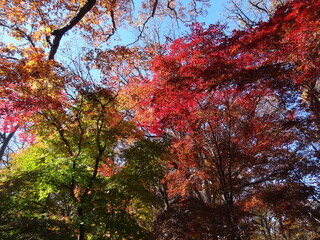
[0,80,168,239]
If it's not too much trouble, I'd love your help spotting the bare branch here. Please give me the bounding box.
[248,0,270,15]
[151,0,159,17]
[0,22,36,48]
[127,0,159,45]
[226,0,258,28]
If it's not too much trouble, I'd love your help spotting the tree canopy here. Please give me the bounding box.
[1,0,320,239]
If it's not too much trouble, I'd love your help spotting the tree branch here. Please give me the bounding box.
[128,0,159,46]
[48,0,97,59]
[248,0,270,15]
[0,126,18,163]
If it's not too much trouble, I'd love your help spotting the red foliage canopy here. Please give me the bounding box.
[135,1,319,232]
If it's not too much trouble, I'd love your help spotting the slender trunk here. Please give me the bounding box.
[78,206,85,240]
[225,194,241,240]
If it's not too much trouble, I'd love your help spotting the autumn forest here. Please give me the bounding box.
[0,0,320,239]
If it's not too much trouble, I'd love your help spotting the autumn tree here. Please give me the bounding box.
[0,48,68,168]
[1,0,320,239]
[0,0,209,168]
[1,1,189,239]
[127,0,320,237]
[0,74,169,239]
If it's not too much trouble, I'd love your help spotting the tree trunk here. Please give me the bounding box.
[78,206,86,240]
[225,194,241,240]
[0,127,17,163]
[227,212,241,240]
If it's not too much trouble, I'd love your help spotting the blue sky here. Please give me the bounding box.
[198,0,227,24]
[112,0,233,46]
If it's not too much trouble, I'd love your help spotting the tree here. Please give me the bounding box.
[131,0,320,236]
[1,0,320,239]
[0,0,209,168]
[0,49,68,167]
[0,77,168,239]
[0,127,17,166]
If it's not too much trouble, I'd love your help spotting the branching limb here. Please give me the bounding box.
[49,0,97,59]
[0,126,18,164]
[248,0,270,15]
[0,21,36,48]
[128,0,159,45]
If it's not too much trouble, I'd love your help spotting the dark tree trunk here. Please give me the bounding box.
[78,206,86,240]
[225,194,242,240]
[0,127,17,163]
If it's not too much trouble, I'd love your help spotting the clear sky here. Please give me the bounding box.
[193,0,240,32]
[199,0,227,24]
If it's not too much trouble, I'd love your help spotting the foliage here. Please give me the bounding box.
[0,0,208,164]
[128,0,320,238]
[1,0,320,239]
[0,82,168,239]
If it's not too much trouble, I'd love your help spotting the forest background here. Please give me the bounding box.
[0,0,320,239]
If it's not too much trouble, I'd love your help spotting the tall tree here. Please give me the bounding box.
[130,0,320,236]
